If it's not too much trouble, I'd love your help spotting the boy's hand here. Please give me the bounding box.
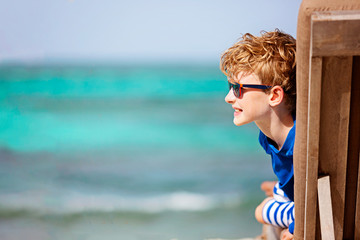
[260,181,277,197]
[281,229,294,240]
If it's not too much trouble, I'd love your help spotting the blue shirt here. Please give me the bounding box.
[258,120,296,201]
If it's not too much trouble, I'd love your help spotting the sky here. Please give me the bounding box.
[0,0,302,64]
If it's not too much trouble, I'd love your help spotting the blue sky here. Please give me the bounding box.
[0,0,302,64]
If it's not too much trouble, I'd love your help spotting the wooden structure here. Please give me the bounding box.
[295,1,360,239]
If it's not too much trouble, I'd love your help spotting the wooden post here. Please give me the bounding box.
[303,10,360,240]
[355,153,360,240]
[318,176,335,240]
[304,56,322,240]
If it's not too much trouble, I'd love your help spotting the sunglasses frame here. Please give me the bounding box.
[228,81,272,98]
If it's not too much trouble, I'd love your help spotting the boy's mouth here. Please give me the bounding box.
[233,107,243,117]
[233,107,243,112]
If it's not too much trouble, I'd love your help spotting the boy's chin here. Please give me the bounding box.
[233,118,250,126]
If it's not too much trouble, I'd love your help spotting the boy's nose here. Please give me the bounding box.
[225,89,236,104]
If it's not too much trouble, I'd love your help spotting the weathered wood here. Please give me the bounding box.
[318,176,335,240]
[305,12,356,239]
[296,4,360,239]
[351,56,360,240]
[344,56,360,239]
[355,152,360,240]
[304,56,322,240]
[311,11,360,57]
[317,56,352,240]
[354,154,360,240]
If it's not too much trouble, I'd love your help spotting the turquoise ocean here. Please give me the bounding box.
[0,64,274,240]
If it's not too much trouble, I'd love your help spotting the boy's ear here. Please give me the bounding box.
[269,86,284,107]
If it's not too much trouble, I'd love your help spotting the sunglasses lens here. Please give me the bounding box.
[228,82,232,91]
[228,82,240,98]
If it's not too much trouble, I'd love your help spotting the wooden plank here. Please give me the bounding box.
[344,56,360,239]
[352,56,360,240]
[309,12,359,240]
[301,9,360,240]
[317,56,353,240]
[304,56,322,240]
[311,11,360,57]
[354,154,360,240]
[355,152,360,240]
[318,176,335,240]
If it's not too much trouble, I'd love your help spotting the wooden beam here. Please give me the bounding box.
[304,56,322,240]
[351,57,360,240]
[317,56,352,240]
[344,56,360,239]
[318,176,335,240]
[355,152,360,240]
[311,11,360,57]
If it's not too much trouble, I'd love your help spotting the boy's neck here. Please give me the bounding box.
[255,110,294,150]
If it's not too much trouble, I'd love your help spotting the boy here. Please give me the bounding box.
[220,30,296,240]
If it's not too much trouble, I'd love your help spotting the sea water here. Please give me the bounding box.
[0,64,275,240]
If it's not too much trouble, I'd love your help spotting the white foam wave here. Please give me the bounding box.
[0,191,241,215]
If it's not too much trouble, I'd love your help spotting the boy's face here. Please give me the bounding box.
[225,72,271,126]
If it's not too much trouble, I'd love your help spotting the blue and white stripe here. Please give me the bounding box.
[262,182,295,228]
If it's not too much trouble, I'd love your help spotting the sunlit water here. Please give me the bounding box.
[0,64,274,240]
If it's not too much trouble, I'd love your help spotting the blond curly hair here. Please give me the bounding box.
[220,29,296,114]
